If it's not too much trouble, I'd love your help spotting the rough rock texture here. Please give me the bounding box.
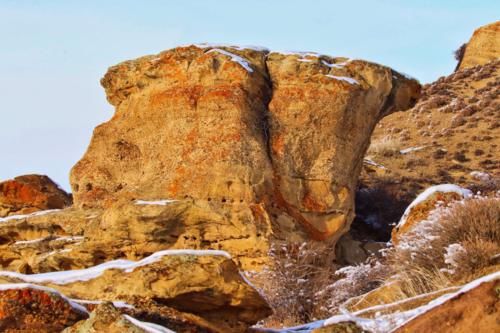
[394,279,500,333]
[0,252,271,332]
[391,190,466,245]
[0,174,72,217]
[63,303,157,333]
[0,200,271,272]
[0,285,87,332]
[70,45,420,241]
[266,52,420,241]
[458,21,500,70]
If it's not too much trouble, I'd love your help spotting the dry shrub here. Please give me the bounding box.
[367,136,401,157]
[250,241,338,327]
[387,196,500,297]
[319,259,389,313]
[454,43,467,70]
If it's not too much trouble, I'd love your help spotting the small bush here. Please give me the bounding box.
[454,43,467,70]
[367,136,402,157]
[387,196,500,296]
[250,241,338,327]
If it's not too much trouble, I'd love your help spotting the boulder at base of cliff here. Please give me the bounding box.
[0,175,72,218]
[0,284,88,332]
[391,184,472,245]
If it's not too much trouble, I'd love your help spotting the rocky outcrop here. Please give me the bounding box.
[0,284,87,332]
[63,303,149,333]
[394,277,500,333]
[0,250,271,332]
[0,199,271,272]
[0,175,72,217]
[70,45,420,241]
[458,21,500,70]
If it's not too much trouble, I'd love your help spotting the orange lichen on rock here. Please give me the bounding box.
[0,175,72,217]
[70,45,420,242]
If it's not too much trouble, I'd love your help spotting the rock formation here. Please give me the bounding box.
[0,174,72,217]
[358,58,499,237]
[394,277,500,333]
[391,184,471,245]
[0,44,422,332]
[458,21,499,70]
[0,284,88,332]
[0,250,271,332]
[70,45,420,241]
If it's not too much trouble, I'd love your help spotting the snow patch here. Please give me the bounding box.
[206,48,254,72]
[124,314,176,333]
[363,158,387,169]
[192,43,269,52]
[325,74,359,85]
[71,298,135,309]
[274,51,320,58]
[470,171,492,182]
[443,243,466,273]
[0,209,61,223]
[14,235,84,246]
[134,199,177,206]
[396,184,472,228]
[321,60,347,69]
[400,146,426,154]
[0,283,88,314]
[0,249,231,285]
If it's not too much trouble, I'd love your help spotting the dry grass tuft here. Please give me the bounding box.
[387,196,500,297]
[367,136,402,157]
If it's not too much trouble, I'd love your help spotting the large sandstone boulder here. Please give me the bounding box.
[0,250,271,332]
[0,175,72,217]
[70,45,420,241]
[458,21,500,70]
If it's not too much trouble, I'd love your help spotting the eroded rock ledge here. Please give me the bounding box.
[70,45,420,242]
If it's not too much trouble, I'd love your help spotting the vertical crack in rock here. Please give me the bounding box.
[69,45,420,244]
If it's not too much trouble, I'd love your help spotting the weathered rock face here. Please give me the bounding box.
[266,53,420,240]
[0,251,271,332]
[394,279,500,333]
[63,303,147,333]
[0,175,72,217]
[70,45,420,241]
[0,285,87,332]
[71,46,273,209]
[459,21,500,70]
[0,200,271,272]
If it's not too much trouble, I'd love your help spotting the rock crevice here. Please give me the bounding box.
[70,45,420,241]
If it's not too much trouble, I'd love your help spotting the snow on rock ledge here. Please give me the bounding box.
[0,249,271,332]
[392,184,472,244]
[0,283,88,331]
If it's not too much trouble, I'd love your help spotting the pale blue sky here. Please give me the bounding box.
[1,1,498,191]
